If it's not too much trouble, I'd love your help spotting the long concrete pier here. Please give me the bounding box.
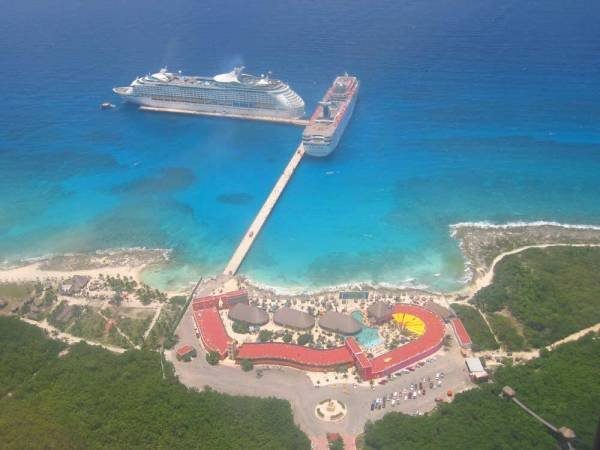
[139,106,309,127]
[223,144,305,275]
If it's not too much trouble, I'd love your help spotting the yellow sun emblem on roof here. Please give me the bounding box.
[392,313,426,336]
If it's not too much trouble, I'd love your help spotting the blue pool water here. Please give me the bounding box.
[351,311,383,349]
[2,0,600,292]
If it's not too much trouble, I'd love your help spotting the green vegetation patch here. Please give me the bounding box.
[0,317,64,397]
[494,332,600,449]
[473,246,600,347]
[144,295,187,350]
[487,313,527,351]
[0,317,310,450]
[451,304,498,351]
[0,281,37,301]
[364,332,600,450]
[113,308,154,347]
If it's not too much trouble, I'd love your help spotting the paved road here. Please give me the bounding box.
[169,305,473,441]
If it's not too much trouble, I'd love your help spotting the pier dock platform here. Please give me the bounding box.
[139,106,309,127]
[223,144,305,275]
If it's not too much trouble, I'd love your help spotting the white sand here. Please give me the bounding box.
[0,261,146,283]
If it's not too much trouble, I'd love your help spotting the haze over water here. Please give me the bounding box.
[2,0,600,292]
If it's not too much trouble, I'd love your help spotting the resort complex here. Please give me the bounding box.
[188,283,465,381]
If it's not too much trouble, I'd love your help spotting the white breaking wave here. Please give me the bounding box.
[241,276,434,297]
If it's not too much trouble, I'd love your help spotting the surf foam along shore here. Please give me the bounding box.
[237,275,438,300]
[450,221,600,285]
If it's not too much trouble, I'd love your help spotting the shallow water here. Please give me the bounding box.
[2,0,600,292]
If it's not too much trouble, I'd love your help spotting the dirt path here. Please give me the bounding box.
[143,303,164,341]
[20,317,127,353]
[546,322,600,350]
[464,243,600,298]
[97,310,138,349]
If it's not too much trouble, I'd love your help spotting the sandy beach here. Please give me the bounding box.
[0,248,169,284]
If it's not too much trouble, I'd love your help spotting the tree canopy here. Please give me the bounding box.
[0,317,310,450]
[473,247,600,347]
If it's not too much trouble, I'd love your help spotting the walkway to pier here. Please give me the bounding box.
[139,106,309,127]
[223,144,305,275]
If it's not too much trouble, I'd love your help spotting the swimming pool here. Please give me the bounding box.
[351,311,383,348]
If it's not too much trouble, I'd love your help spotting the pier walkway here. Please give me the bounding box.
[223,144,305,275]
[139,106,309,127]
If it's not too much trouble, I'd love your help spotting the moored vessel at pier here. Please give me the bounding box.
[302,75,359,157]
[113,66,305,121]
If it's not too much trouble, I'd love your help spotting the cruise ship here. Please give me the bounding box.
[113,66,305,121]
[302,75,359,157]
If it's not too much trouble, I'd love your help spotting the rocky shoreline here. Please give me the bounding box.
[3,223,600,300]
[451,223,600,285]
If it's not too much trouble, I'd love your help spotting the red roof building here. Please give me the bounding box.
[365,305,445,379]
[192,289,248,311]
[345,337,372,378]
[450,318,472,349]
[190,294,446,379]
[193,307,232,359]
[176,344,196,360]
[236,342,353,371]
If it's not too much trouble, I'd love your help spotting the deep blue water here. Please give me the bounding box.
[1,0,600,291]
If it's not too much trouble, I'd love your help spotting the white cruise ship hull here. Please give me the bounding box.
[115,93,304,120]
[303,87,358,157]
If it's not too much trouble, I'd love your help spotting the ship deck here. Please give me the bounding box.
[139,106,309,127]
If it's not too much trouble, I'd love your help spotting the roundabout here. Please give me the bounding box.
[315,399,347,422]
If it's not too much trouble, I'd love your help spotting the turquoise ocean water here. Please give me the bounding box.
[1,0,600,292]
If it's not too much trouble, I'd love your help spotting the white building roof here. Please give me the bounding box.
[465,357,486,373]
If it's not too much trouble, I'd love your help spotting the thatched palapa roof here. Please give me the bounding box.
[367,301,392,322]
[273,307,315,330]
[318,311,362,335]
[228,303,269,326]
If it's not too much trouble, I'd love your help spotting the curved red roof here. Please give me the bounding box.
[236,342,353,367]
[192,301,445,378]
[369,304,445,377]
[193,307,231,358]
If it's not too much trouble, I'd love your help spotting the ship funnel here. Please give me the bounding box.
[319,101,332,119]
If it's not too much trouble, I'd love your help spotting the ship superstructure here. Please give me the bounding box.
[302,75,359,157]
[114,66,305,120]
